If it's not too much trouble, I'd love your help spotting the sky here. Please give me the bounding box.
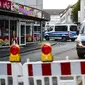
[43,0,78,9]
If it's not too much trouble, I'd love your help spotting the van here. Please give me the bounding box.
[44,24,77,41]
[76,21,85,58]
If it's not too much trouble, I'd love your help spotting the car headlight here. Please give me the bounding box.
[76,40,83,47]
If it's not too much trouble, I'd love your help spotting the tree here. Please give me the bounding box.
[71,0,80,23]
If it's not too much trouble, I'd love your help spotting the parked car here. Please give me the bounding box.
[76,21,85,58]
[44,24,77,41]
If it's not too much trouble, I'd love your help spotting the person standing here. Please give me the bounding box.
[12,31,17,44]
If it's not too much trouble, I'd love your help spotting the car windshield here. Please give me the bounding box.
[70,25,77,31]
[80,23,85,34]
[55,25,67,31]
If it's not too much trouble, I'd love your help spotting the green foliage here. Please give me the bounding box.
[71,0,80,23]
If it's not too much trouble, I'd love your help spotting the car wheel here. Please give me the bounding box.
[71,38,75,42]
[45,36,49,41]
[77,51,84,59]
[62,37,67,41]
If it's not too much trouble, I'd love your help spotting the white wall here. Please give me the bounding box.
[45,15,61,26]
[80,0,85,23]
[60,7,73,24]
[78,11,80,22]
[13,0,24,5]
[51,15,60,22]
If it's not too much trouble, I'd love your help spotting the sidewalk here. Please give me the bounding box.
[0,41,57,58]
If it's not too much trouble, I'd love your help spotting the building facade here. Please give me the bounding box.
[43,9,64,28]
[60,5,73,24]
[13,0,43,10]
[80,0,85,23]
[0,0,50,48]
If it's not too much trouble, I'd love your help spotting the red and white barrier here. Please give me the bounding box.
[23,60,85,85]
[23,60,85,76]
[1,60,85,85]
[0,62,23,85]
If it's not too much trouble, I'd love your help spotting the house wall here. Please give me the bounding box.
[60,7,73,24]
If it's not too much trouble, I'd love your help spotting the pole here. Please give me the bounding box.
[40,21,43,41]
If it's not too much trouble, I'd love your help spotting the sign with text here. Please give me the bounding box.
[12,2,41,18]
[0,0,11,10]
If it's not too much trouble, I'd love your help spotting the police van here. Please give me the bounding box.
[44,24,77,41]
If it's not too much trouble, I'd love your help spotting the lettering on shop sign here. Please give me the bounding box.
[0,0,11,10]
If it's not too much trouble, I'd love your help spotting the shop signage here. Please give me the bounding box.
[12,3,41,18]
[0,0,11,10]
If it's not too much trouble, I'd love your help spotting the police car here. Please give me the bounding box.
[44,24,77,41]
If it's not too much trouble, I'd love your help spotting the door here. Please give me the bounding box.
[26,25,32,42]
[19,22,26,45]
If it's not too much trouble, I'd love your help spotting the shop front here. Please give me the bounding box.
[0,17,34,47]
[19,20,34,45]
[0,15,43,47]
[0,0,50,48]
[0,16,18,47]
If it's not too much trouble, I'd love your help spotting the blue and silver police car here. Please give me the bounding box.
[44,24,77,41]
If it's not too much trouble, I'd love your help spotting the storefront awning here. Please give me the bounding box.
[0,9,49,21]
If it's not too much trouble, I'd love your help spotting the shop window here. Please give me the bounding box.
[33,26,41,41]
[10,20,17,44]
[0,20,9,47]
[26,26,32,42]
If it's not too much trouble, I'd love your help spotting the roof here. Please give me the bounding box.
[43,9,65,15]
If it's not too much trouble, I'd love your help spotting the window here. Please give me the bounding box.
[26,26,30,34]
[47,27,53,31]
[80,24,85,34]
[34,26,41,31]
[55,26,67,31]
[0,19,9,46]
[70,25,77,31]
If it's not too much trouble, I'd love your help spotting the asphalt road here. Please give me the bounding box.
[19,41,78,64]
[0,41,78,63]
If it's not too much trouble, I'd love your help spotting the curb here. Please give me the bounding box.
[20,42,58,54]
[0,42,58,58]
